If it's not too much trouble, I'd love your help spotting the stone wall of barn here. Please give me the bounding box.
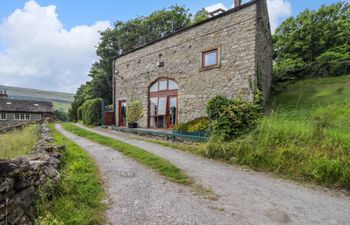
[0,123,64,225]
[255,0,273,99]
[114,0,271,128]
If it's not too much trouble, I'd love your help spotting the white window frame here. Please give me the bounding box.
[14,113,31,121]
[0,113,7,121]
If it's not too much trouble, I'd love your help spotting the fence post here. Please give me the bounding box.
[101,101,105,128]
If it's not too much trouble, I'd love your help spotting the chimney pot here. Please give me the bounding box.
[234,0,241,8]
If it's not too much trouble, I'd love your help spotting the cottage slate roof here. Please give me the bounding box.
[0,98,53,113]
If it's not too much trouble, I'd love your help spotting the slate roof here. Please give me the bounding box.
[0,98,53,113]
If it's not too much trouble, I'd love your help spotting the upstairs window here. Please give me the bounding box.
[202,48,219,68]
[0,113,6,121]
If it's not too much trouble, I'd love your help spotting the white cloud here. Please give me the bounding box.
[0,0,110,93]
[205,3,228,13]
[207,0,291,33]
[267,0,292,33]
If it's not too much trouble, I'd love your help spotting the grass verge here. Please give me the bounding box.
[36,124,105,225]
[0,124,41,159]
[61,123,192,185]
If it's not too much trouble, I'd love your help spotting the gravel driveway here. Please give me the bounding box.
[56,124,242,225]
[72,124,350,225]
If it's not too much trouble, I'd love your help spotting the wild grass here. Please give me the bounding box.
[206,75,350,188]
[61,123,192,185]
[36,124,105,225]
[0,125,41,159]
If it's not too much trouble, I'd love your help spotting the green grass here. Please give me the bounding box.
[0,124,41,159]
[207,75,350,188]
[61,123,192,185]
[36,124,105,225]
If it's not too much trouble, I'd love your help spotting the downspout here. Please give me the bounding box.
[112,58,117,127]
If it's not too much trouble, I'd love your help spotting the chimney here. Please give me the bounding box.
[0,90,8,99]
[234,0,241,8]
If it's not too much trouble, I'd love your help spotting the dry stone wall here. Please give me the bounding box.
[0,123,65,225]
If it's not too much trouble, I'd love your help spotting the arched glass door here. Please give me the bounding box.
[149,78,178,129]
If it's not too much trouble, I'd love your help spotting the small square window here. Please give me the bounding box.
[26,114,31,120]
[202,49,218,68]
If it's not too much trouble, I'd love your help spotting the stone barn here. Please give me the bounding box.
[112,0,272,129]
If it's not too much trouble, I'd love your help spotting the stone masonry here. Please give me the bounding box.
[0,123,65,225]
[113,0,272,128]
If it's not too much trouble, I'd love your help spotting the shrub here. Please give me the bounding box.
[80,98,103,126]
[77,107,83,121]
[53,110,68,122]
[174,117,209,132]
[126,100,143,123]
[206,96,232,121]
[209,97,260,141]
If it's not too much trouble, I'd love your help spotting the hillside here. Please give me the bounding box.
[0,85,74,112]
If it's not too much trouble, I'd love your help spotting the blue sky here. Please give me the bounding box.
[0,0,345,29]
[0,0,347,92]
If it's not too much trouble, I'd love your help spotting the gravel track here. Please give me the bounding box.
[73,124,350,225]
[56,124,242,225]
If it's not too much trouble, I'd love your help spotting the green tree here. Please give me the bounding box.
[192,8,209,24]
[273,2,350,81]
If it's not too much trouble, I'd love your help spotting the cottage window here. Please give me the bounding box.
[202,49,219,68]
[14,113,31,121]
[0,113,6,120]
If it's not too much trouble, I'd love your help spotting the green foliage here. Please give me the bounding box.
[206,96,232,121]
[62,123,192,185]
[0,125,41,159]
[273,2,350,81]
[126,100,143,123]
[207,96,260,141]
[36,124,105,224]
[80,98,102,126]
[77,107,83,121]
[174,117,209,132]
[192,8,209,24]
[53,110,68,122]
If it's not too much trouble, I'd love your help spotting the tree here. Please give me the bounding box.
[273,2,350,81]
[193,8,209,24]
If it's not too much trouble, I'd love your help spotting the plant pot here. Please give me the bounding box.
[128,122,137,128]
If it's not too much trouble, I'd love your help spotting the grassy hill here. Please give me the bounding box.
[0,85,74,112]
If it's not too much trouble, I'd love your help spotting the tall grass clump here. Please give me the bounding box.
[0,124,41,159]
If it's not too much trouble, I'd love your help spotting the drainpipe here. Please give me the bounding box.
[112,58,118,127]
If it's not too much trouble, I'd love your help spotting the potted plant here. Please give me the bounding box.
[126,100,143,128]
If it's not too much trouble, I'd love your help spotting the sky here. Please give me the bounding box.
[0,0,346,93]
